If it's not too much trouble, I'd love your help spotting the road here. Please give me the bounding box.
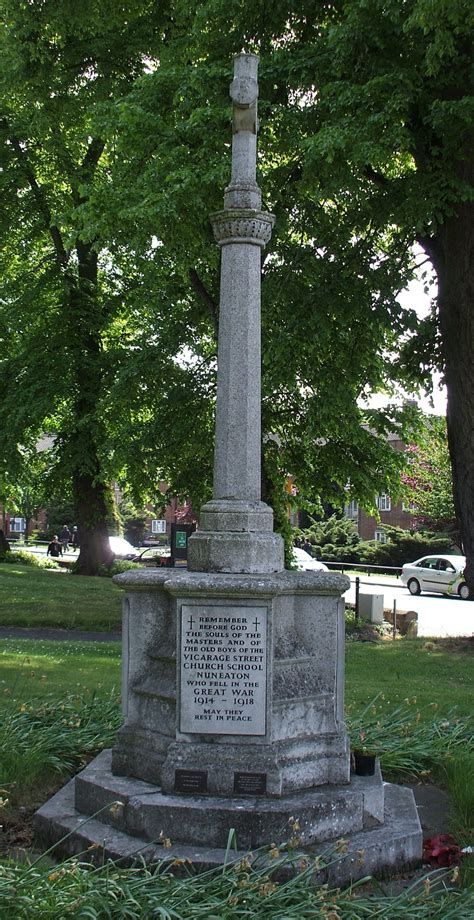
[344,574,473,638]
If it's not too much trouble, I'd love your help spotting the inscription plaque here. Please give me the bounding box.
[180,605,267,735]
[234,771,267,795]
[174,769,208,794]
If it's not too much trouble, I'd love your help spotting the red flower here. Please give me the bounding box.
[423,834,462,867]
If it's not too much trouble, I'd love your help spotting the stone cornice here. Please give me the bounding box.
[210,209,275,248]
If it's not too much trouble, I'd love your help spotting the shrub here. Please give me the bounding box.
[295,515,360,561]
[1,551,59,569]
[342,527,455,568]
[98,560,143,577]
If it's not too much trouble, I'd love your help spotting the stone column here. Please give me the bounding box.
[188,54,284,575]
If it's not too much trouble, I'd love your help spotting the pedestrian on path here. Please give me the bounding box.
[47,535,63,557]
[60,524,71,553]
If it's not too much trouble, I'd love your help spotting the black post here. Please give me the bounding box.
[355,576,360,620]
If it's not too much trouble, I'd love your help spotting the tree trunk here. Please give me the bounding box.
[73,468,115,575]
[66,242,115,575]
[432,145,474,595]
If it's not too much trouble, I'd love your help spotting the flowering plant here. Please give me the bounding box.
[423,834,462,868]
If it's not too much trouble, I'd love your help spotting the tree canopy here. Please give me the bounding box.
[402,418,458,542]
[0,0,472,580]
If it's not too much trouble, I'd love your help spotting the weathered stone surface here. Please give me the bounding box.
[114,568,350,595]
[73,751,367,849]
[187,531,284,574]
[198,499,275,533]
[110,567,351,793]
[350,761,385,826]
[34,771,422,887]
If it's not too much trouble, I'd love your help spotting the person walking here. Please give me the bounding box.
[71,525,79,551]
[60,525,71,554]
[47,535,63,558]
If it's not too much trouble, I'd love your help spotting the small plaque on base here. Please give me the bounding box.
[174,769,208,794]
[234,771,267,795]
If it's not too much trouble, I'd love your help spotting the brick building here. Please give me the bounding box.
[344,433,416,541]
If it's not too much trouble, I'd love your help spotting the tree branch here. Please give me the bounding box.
[71,137,106,207]
[188,268,219,333]
[80,137,105,174]
[416,233,443,273]
[2,121,70,267]
[364,163,443,273]
[363,164,390,189]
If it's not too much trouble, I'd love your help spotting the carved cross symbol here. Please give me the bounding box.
[188,615,195,629]
[253,617,260,630]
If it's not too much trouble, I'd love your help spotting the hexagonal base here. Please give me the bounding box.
[35,752,422,887]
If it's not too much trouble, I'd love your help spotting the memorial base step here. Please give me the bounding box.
[35,757,422,888]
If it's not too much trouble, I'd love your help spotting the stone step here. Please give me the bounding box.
[73,750,384,850]
[34,768,422,888]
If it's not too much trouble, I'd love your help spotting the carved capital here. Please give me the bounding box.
[210,209,275,248]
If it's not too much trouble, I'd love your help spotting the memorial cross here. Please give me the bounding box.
[187,54,283,574]
[210,54,274,503]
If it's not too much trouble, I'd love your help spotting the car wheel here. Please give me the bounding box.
[408,578,421,596]
[458,583,471,600]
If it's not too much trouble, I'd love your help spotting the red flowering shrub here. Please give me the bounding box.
[423,834,462,867]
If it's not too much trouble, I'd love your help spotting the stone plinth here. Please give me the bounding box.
[111,568,350,796]
[35,754,422,888]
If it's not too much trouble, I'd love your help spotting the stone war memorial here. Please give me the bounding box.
[36,54,422,884]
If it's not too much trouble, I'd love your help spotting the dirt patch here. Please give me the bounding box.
[425,636,474,655]
[346,621,396,642]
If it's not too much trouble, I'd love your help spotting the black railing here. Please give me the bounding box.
[324,560,402,577]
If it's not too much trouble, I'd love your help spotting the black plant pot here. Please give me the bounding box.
[353,749,376,776]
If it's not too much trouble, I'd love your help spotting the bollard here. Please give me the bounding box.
[355,576,360,620]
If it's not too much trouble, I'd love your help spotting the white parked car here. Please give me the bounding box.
[401,554,468,599]
[291,547,328,572]
[109,536,138,560]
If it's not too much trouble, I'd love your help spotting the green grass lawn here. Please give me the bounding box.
[0,638,121,705]
[1,634,472,722]
[0,563,123,631]
[1,633,473,890]
[346,637,474,719]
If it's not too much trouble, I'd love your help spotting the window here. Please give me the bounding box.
[10,517,25,532]
[374,529,387,543]
[402,501,416,512]
[151,519,166,534]
[437,559,455,573]
[377,494,391,512]
[344,500,359,519]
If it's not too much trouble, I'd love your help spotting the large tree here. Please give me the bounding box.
[94,2,422,530]
[307,0,474,588]
[104,0,473,582]
[2,0,471,581]
[0,0,171,573]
